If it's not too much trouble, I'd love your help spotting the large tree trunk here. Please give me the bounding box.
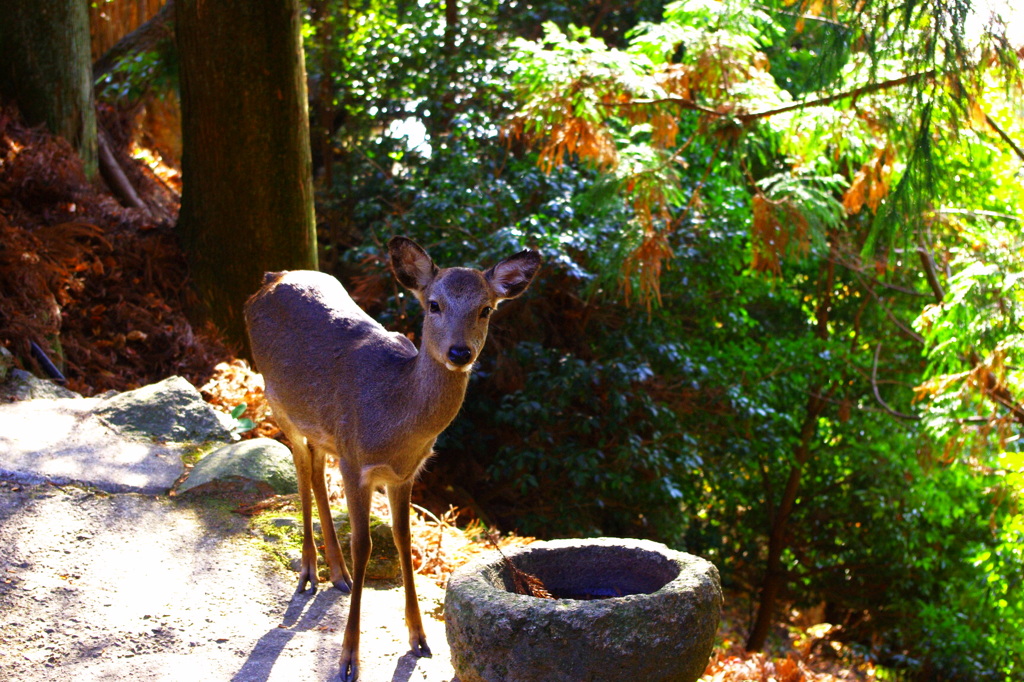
[175,0,317,352]
[0,0,98,178]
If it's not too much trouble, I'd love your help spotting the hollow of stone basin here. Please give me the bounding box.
[496,540,677,600]
[445,537,722,682]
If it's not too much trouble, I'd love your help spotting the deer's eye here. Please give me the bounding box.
[429,300,441,314]
[480,306,493,319]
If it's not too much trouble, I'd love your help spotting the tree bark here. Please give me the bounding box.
[88,0,166,62]
[97,127,149,213]
[0,0,98,178]
[309,0,335,188]
[92,0,176,82]
[175,0,318,352]
[745,392,825,650]
[429,0,459,136]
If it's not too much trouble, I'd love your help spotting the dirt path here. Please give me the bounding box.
[0,478,456,682]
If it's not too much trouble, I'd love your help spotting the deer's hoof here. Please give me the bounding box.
[339,655,358,682]
[410,635,431,658]
[332,575,352,594]
[295,570,317,595]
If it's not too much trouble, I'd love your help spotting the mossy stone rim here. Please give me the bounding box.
[445,537,723,682]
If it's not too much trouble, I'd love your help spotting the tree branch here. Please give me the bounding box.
[597,96,723,117]
[751,3,851,31]
[934,208,1023,222]
[872,344,919,420]
[832,253,931,297]
[985,113,1024,163]
[92,0,175,82]
[608,70,937,123]
[97,127,149,214]
[917,245,945,303]
[850,270,926,343]
[737,70,936,122]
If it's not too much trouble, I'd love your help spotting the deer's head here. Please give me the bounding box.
[389,237,541,372]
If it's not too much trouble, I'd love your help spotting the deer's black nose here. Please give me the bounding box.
[447,346,473,366]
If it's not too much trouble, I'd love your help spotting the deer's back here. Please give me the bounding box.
[245,270,419,452]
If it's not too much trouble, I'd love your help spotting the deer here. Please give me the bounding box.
[244,236,540,682]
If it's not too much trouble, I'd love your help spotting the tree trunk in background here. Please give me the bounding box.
[0,0,98,179]
[745,255,835,652]
[745,392,826,651]
[175,0,317,352]
[88,0,167,62]
[427,0,459,137]
[92,0,176,82]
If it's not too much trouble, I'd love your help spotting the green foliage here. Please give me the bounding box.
[304,0,1024,676]
[478,341,694,541]
[93,13,179,108]
[306,0,507,140]
[229,403,255,437]
[95,50,165,102]
[912,98,1024,448]
[885,456,1024,680]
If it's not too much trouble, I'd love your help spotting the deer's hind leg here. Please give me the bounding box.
[277,420,320,593]
[310,444,352,592]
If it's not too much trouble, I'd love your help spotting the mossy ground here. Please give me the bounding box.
[249,499,400,582]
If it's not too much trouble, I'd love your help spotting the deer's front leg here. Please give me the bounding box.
[388,481,430,657]
[339,469,372,682]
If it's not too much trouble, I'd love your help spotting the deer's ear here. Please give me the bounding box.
[389,237,437,293]
[486,249,541,300]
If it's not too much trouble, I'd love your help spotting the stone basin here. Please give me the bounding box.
[444,537,722,682]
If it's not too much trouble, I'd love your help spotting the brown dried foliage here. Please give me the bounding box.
[703,651,861,682]
[0,104,229,395]
[199,359,280,440]
[622,228,674,310]
[536,115,619,174]
[650,111,680,149]
[842,146,894,215]
[751,192,811,275]
[408,507,537,588]
[506,97,619,175]
[656,62,695,102]
[487,530,553,599]
[703,590,878,681]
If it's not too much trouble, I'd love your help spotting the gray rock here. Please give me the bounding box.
[0,345,13,381]
[95,375,232,443]
[0,396,186,494]
[286,548,304,573]
[178,439,297,495]
[0,375,238,494]
[445,537,722,682]
[0,368,81,401]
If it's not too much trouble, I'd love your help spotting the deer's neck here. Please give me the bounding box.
[405,351,471,437]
